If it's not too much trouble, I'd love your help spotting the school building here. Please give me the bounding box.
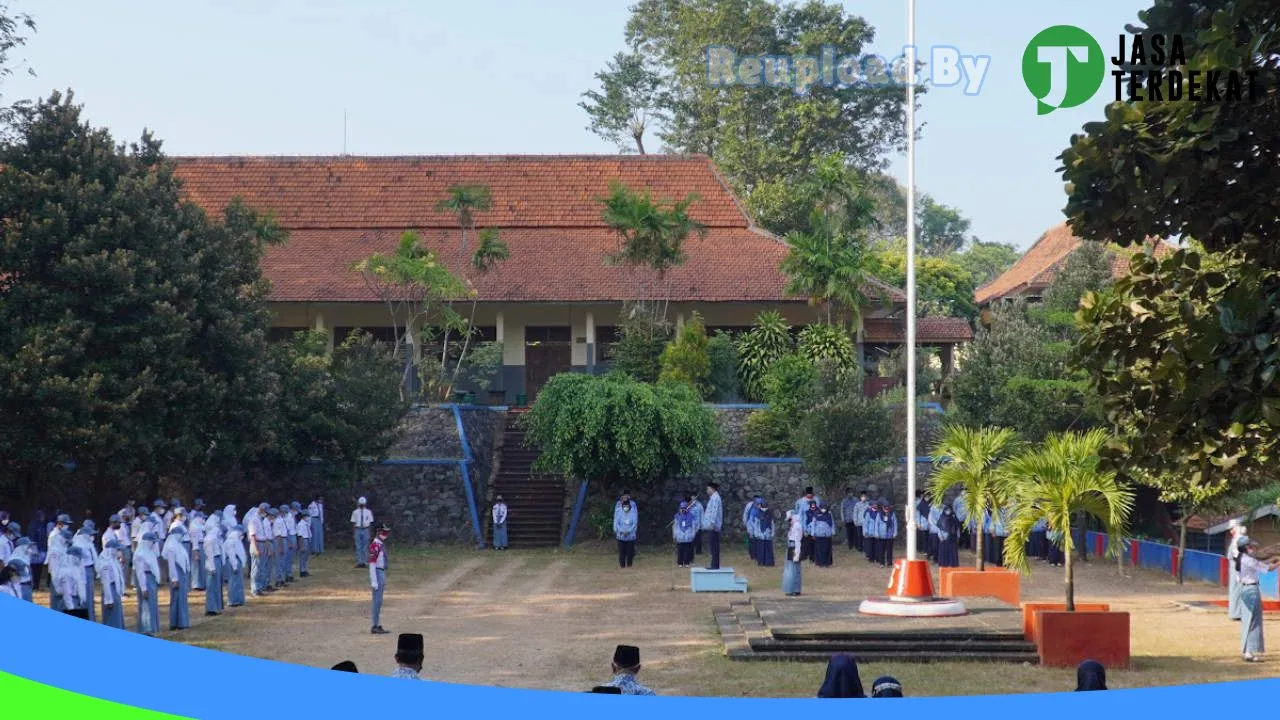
[173,154,972,403]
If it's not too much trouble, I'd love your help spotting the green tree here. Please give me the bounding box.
[957,240,1020,289]
[871,248,978,320]
[609,311,671,383]
[1042,241,1114,315]
[616,0,914,236]
[736,310,794,402]
[952,300,1062,428]
[1060,1,1280,488]
[916,194,972,257]
[324,331,411,492]
[579,51,664,154]
[1001,430,1134,610]
[436,184,492,252]
[659,312,711,395]
[525,372,718,494]
[796,324,857,375]
[0,2,34,131]
[928,425,1018,570]
[0,92,282,511]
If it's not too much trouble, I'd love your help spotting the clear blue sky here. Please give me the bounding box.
[4,0,1150,251]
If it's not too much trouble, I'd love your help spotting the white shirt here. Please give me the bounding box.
[368,538,387,588]
[130,517,144,542]
[1239,553,1270,584]
[284,513,297,535]
[297,520,312,540]
[272,518,287,539]
[246,513,264,543]
[492,504,508,525]
[351,508,373,528]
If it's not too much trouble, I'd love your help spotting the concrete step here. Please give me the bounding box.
[725,649,1042,663]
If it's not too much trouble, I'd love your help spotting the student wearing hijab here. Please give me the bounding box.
[224,524,247,607]
[816,653,865,698]
[871,676,903,697]
[0,564,18,598]
[1075,660,1106,690]
[877,500,898,568]
[134,532,162,635]
[936,504,961,568]
[11,539,34,600]
[73,526,98,621]
[914,491,931,559]
[57,545,90,619]
[368,526,391,635]
[309,495,325,556]
[687,493,704,556]
[162,525,192,630]
[1227,520,1246,621]
[752,500,775,567]
[673,501,697,568]
[491,496,508,551]
[203,512,225,616]
[782,511,804,597]
[27,510,48,592]
[97,540,127,630]
[189,511,206,591]
[1235,536,1280,661]
[801,500,818,563]
[743,494,760,560]
[811,504,836,567]
[613,494,638,568]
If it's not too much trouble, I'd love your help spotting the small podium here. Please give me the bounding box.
[690,567,748,593]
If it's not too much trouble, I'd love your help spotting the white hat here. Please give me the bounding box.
[358,496,367,505]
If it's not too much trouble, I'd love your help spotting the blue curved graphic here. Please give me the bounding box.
[3,593,1280,717]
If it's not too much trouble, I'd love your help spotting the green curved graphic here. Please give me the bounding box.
[3,670,191,717]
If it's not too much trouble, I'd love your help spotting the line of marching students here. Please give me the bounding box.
[0,497,328,635]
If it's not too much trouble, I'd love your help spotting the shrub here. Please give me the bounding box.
[797,324,858,374]
[658,312,711,395]
[706,331,741,402]
[744,409,796,457]
[795,395,896,488]
[609,309,671,382]
[737,311,793,402]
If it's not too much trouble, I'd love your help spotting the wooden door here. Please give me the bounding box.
[525,344,571,401]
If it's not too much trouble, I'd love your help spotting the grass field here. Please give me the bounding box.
[44,539,1280,696]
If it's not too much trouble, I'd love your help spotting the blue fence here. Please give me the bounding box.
[1182,549,1224,586]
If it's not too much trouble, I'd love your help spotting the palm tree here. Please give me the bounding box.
[1001,429,1134,611]
[446,229,510,397]
[436,184,492,252]
[929,425,1018,571]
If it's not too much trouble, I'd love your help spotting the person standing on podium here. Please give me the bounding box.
[702,483,723,570]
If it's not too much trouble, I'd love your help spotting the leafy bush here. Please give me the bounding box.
[989,374,1103,442]
[659,312,711,395]
[797,324,858,374]
[744,409,795,457]
[706,331,741,402]
[737,311,793,402]
[525,372,717,494]
[796,395,896,488]
[761,353,817,417]
[609,308,671,382]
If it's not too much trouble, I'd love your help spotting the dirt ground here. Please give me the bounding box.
[48,540,1280,696]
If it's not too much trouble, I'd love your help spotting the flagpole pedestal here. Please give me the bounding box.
[858,558,968,617]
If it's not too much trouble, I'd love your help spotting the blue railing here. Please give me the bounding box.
[449,403,485,550]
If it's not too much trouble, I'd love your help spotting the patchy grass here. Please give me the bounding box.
[38,540,1280,695]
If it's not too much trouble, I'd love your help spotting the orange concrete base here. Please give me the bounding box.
[939,569,1021,606]
[1035,611,1130,668]
[1021,602,1110,642]
[888,558,936,598]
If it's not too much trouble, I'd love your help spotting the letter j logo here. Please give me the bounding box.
[1022,25,1105,115]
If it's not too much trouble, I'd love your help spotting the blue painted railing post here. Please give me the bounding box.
[564,480,589,549]
[450,403,485,549]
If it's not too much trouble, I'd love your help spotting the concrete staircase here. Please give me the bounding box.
[715,598,1040,663]
[487,411,565,547]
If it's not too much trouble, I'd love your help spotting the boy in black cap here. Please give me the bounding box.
[601,645,655,695]
[391,633,425,680]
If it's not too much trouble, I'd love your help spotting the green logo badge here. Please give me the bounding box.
[1022,25,1105,115]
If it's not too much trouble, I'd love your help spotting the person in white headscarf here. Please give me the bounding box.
[72,526,98,622]
[96,539,127,629]
[782,510,804,597]
[56,545,90,618]
[46,525,71,611]
[222,505,238,597]
[133,532,161,635]
[223,523,247,607]
[162,525,192,630]
[203,511,225,615]
[1228,520,1247,621]
[11,538,35,601]
[189,511,206,591]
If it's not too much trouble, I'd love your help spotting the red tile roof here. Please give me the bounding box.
[974,222,1174,306]
[862,317,974,344]
[172,155,905,305]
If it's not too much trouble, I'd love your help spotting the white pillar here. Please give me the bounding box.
[313,310,332,355]
[586,311,596,373]
[904,0,918,562]
[496,311,505,344]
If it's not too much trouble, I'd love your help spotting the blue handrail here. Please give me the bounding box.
[450,404,485,549]
[563,480,590,549]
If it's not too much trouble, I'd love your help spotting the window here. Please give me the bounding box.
[267,327,308,343]
[595,325,620,362]
[471,325,498,343]
[524,326,571,344]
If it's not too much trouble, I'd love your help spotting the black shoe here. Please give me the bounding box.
[371,626,389,635]
[205,611,220,617]
[300,572,310,577]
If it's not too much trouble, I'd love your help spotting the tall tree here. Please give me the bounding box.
[610,0,913,236]
[957,240,1019,289]
[1042,241,1114,315]
[0,1,34,131]
[580,51,664,154]
[916,194,972,257]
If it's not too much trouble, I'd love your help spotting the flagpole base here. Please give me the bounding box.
[858,558,968,617]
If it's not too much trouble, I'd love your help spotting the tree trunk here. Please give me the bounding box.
[1117,534,1126,576]
[634,133,646,155]
[975,514,985,571]
[1176,503,1188,585]
[1065,534,1076,611]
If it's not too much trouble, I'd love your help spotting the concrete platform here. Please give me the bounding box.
[690,567,748,593]
[715,596,1038,663]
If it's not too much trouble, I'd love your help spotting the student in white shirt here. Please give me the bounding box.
[351,497,373,568]
[1236,536,1280,662]
[296,509,313,577]
[307,496,325,555]
[492,496,509,551]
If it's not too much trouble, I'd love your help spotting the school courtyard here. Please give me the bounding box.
[94,542,1280,696]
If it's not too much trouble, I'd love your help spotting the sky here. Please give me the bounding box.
[3,0,1151,251]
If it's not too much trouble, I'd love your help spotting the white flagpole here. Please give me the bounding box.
[904,0,918,563]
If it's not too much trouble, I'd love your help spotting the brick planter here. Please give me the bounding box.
[1021,602,1110,643]
[1035,610,1130,668]
[940,568,1020,606]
